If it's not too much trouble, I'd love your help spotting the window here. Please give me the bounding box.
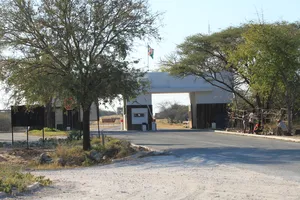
[134,113,145,117]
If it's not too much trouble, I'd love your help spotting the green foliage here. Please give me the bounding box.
[0,164,52,194]
[230,22,300,132]
[160,26,256,108]
[91,144,106,153]
[0,0,161,150]
[161,21,300,114]
[29,128,67,137]
[105,137,135,159]
[54,145,86,166]
[44,127,60,132]
[81,156,95,167]
[230,22,300,98]
[67,130,83,141]
[31,137,136,168]
[157,101,189,123]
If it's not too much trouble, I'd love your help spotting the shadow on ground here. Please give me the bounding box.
[107,146,300,169]
[168,147,300,165]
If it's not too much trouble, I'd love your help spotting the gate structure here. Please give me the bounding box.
[123,72,233,131]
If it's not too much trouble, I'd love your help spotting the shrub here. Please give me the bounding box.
[92,144,106,152]
[104,138,135,159]
[67,130,82,140]
[0,164,52,194]
[91,137,104,146]
[54,145,86,166]
[44,127,60,132]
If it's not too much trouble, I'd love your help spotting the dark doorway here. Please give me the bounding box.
[63,109,80,130]
[196,104,228,129]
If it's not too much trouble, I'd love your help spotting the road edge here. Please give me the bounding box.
[214,130,300,143]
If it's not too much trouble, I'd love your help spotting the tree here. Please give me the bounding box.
[160,27,260,108]
[158,101,188,123]
[229,22,300,134]
[0,0,161,150]
[0,59,61,128]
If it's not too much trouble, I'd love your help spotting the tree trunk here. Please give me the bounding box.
[82,104,91,150]
[266,81,276,109]
[286,92,293,135]
[255,94,262,109]
[95,101,100,137]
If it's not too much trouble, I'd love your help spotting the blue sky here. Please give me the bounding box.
[134,0,300,70]
[1,0,300,113]
[128,0,300,114]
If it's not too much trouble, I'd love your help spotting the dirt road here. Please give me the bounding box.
[6,155,300,200]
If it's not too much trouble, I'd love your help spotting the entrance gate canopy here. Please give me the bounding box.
[144,72,213,93]
[126,72,233,130]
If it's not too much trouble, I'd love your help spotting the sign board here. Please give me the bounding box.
[11,105,45,126]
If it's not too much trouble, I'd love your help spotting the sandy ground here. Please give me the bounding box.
[6,155,300,200]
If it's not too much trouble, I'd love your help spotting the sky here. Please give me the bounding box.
[1,0,300,113]
[129,0,300,114]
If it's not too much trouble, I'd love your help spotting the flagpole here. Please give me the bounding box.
[147,44,149,71]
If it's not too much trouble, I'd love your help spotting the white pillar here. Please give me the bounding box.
[123,114,127,131]
[189,92,197,129]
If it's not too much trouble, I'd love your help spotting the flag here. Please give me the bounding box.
[148,45,154,59]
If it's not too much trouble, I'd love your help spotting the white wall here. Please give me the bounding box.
[55,108,63,128]
[80,102,98,121]
[127,94,152,106]
[127,72,233,108]
[145,72,212,93]
[189,92,197,128]
[194,88,233,104]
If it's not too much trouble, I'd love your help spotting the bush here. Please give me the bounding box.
[44,127,60,132]
[67,130,82,140]
[0,164,52,194]
[30,137,137,168]
[91,137,104,146]
[104,138,135,159]
[54,145,86,166]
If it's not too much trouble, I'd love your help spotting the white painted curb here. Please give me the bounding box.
[214,130,300,143]
[130,143,155,152]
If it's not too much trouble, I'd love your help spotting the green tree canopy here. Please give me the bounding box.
[160,26,258,108]
[0,0,161,150]
[229,22,300,133]
[158,101,188,123]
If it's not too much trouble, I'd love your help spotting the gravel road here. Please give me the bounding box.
[5,155,300,200]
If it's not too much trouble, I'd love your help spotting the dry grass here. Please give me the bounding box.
[100,115,122,119]
[29,130,68,137]
[156,119,189,130]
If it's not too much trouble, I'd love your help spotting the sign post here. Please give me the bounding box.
[26,126,29,149]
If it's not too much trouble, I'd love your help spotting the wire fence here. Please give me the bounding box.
[227,108,288,134]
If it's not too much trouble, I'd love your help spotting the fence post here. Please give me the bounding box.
[11,125,14,146]
[101,130,105,146]
[26,126,29,149]
[42,127,45,144]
